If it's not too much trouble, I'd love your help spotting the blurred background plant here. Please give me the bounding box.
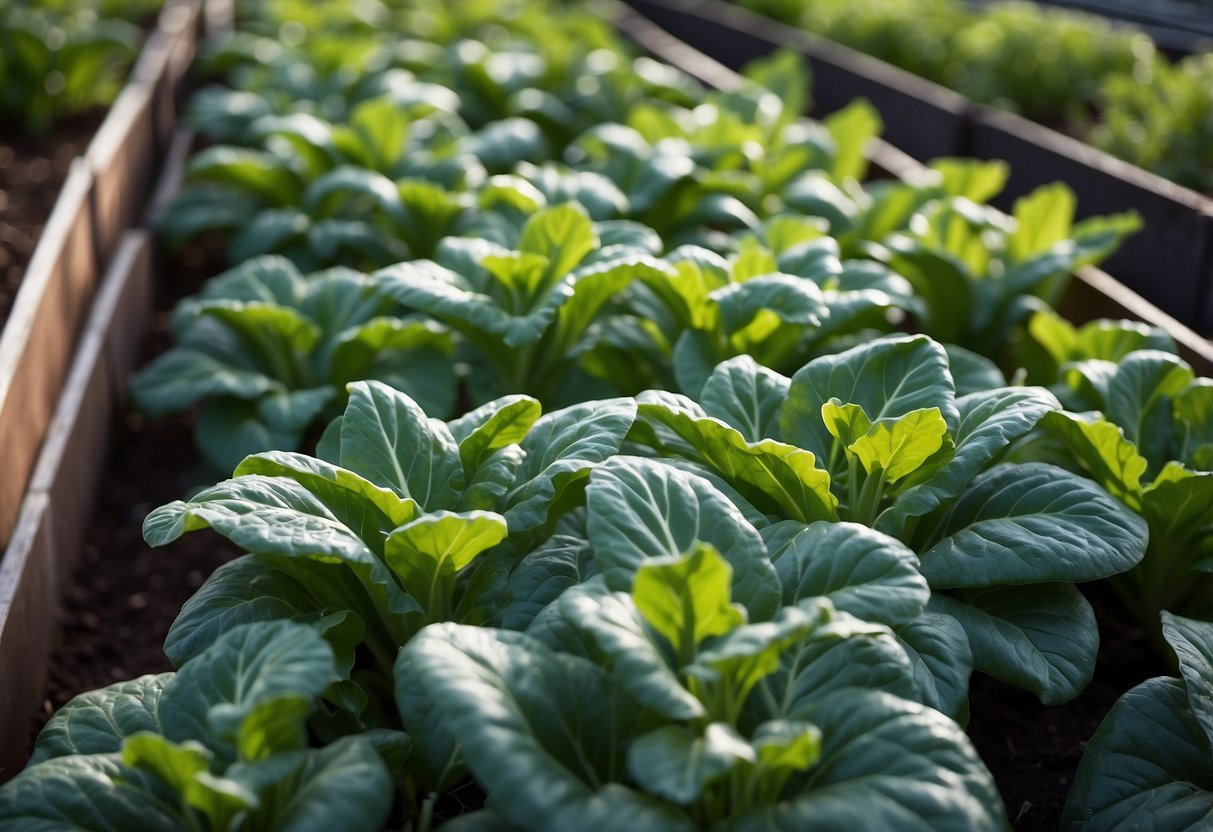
[0,0,161,135]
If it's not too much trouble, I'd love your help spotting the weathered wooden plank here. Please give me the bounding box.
[0,495,55,782]
[0,163,98,548]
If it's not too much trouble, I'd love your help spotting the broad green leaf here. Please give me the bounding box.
[895,612,973,722]
[636,402,838,524]
[930,584,1097,705]
[398,624,693,832]
[1036,411,1147,508]
[163,556,363,671]
[699,356,790,442]
[0,755,187,830]
[824,100,881,183]
[244,736,393,832]
[944,345,1006,396]
[1105,351,1193,471]
[1062,678,1213,832]
[122,734,254,827]
[1161,613,1213,747]
[725,690,1007,832]
[448,395,542,470]
[627,724,752,805]
[1140,464,1213,553]
[235,451,419,529]
[506,398,636,533]
[338,380,463,510]
[781,335,958,464]
[158,621,337,750]
[754,622,921,721]
[1008,183,1075,262]
[519,202,597,282]
[931,158,1009,204]
[918,463,1146,588]
[143,475,417,615]
[586,457,781,620]
[492,534,596,631]
[31,675,169,763]
[632,544,746,659]
[767,521,928,627]
[131,348,279,416]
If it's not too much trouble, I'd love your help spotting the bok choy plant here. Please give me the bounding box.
[0,621,397,831]
[398,545,1009,831]
[627,335,1148,708]
[1063,613,1213,830]
[1014,333,1213,636]
[131,257,456,474]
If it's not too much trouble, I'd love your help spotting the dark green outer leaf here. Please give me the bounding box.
[918,463,1146,588]
[725,690,1008,832]
[30,675,170,764]
[0,754,187,830]
[506,398,636,533]
[769,521,927,628]
[877,387,1058,536]
[338,380,463,510]
[1062,678,1213,831]
[586,457,781,620]
[398,623,695,832]
[699,356,789,442]
[1161,613,1213,747]
[930,584,1097,705]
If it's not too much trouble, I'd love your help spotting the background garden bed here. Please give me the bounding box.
[623,0,1213,336]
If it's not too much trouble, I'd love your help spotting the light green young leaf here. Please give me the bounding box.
[781,335,958,464]
[632,544,746,659]
[384,511,508,607]
[848,408,951,485]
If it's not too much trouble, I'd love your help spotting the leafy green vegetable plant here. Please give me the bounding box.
[143,381,637,724]
[399,545,1009,831]
[373,201,672,403]
[0,621,396,831]
[1063,613,1213,830]
[0,2,144,134]
[629,335,1148,707]
[1017,341,1213,634]
[131,256,456,474]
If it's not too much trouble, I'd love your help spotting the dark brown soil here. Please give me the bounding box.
[0,112,106,331]
[966,582,1171,832]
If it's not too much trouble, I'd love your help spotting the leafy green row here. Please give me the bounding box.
[5,1,1213,830]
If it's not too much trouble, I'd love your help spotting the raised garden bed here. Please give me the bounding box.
[622,0,1213,336]
[0,0,216,777]
[3,3,1213,831]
